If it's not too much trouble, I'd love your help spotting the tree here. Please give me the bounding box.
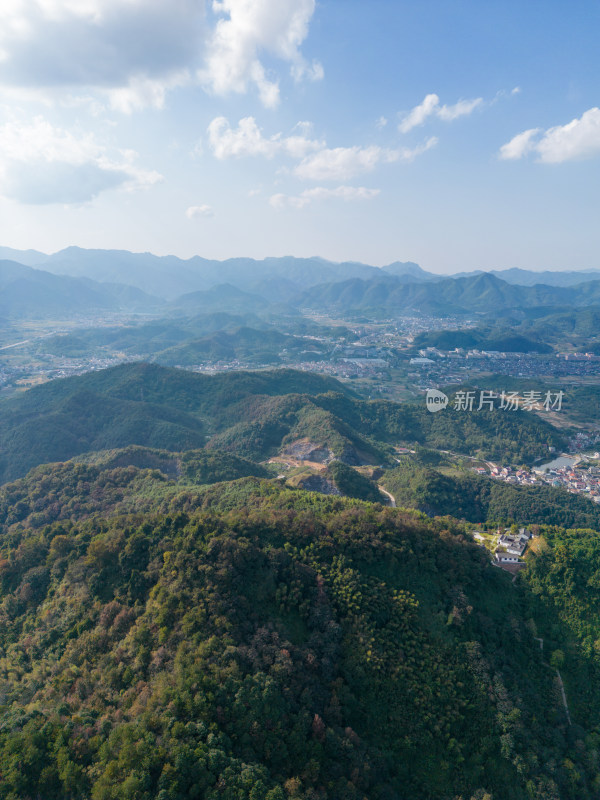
[550,649,565,670]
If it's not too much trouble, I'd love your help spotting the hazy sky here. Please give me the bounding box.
[0,0,599,272]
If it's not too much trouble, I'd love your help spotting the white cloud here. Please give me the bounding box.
[107,72,191,114]
[294,146,394,181]
[499,128,540,160]
[283,133,326,159]
[293,120,314,135]
[207,116,324,160]
[294,138,437,181]
[186,204,214,219]
[399,94,440,133]
[437,97,483,121]
[0,116,162,204]
[0,1,202,95]
[499,108,600,163]
[491,86,522,105]
[537,108,600,163]
[399,93,483,133]
[292,59,324,83]
[398,137,439,161]
[270,185,380,209]
[200,0,322,108]
[207,117,436,184]
[0,0,321,110]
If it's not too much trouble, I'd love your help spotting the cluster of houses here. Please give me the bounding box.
[570,431,600,452]
[540,463,600,502]
[485,465,539,486]
[484,460,600,503]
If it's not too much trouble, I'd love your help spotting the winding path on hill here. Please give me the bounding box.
[439,449,497,472]
[379,488,396,507]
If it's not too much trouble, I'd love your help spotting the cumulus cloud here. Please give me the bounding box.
[399,93,483,133]
[499,128,540,160]
[207,116,437,182]
[186,204,214,219]
[0,0,321,110]
[0,117,162,204]
[207,116,324,160]
[0,0,202,92]
[500,108,600,163]
[270,185,380,209]
[201,0,322,108]
[208,117,437,188]
[294,139,437,181]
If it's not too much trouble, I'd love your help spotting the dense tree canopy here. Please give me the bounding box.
[383,461,600,528]
[0,364,565,484]
[0,475,595,799]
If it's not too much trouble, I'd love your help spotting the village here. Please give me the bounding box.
[478,448,600,503]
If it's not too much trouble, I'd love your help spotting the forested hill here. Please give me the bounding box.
[299,272,600,315]
[0,473,594,799]
[10,362,348,411]
[0,259,160,317]
[383,460,600,529]
[0,365,596,798]
[0,363,564,484]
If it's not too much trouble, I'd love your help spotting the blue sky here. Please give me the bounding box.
[0,0,598,273]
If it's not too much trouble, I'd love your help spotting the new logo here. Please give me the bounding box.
[426,389,449,412]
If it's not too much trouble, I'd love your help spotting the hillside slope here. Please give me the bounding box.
[0,480,592,799]
[0,364,565,484]
[300,272,600,315]
[382,461,600,528]
[0,260,159,317]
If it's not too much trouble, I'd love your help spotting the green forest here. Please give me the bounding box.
[382,460,600,528]
[0,471,597,800]
[0,363,597,799]
[0,363,565,484]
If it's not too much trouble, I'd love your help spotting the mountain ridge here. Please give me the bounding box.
[0,259,161,318]
[0,362,564,485]
[299,271,600,315]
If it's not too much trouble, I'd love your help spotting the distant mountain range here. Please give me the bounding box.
[0,259,161,319]
[456,267,600,287]
[1,244,598,295]
[1,244,599,320]
[0,246,428,300]
[299,272,600,315]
